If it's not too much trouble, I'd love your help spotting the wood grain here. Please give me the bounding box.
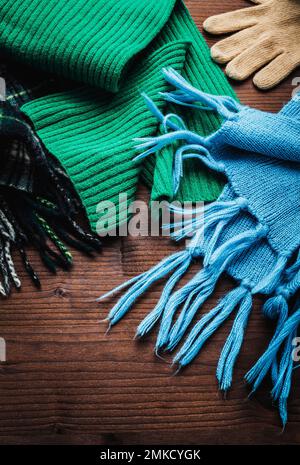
[0,0,299,445]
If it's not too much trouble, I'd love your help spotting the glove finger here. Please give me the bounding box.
[253,54,300,90]
[211,25,263,64]
[225,37,279,81]
[203,5,265,35]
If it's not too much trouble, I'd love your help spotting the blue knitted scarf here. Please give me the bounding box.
[100,69,300,426]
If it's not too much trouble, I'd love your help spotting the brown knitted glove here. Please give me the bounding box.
[203,0,300,89]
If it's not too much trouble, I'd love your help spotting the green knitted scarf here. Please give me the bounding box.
[0,0,235,232]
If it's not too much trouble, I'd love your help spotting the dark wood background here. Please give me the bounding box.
[0,0,299,446]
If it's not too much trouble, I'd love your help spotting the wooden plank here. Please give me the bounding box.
[0,0,299,445]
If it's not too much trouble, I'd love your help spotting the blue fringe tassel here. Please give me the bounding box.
[245,291,300,426]
[160,267,220,353]
[272,331,295,427]
[134,90,225,194]
[208,224,268,271]
[173,286,250,368]
[135,254,192,339]
[263,295,289,385]
[172,144,225,194]
[246,306,300,425]
[100,249,191,326]
[170,197,248,243]
[163,225,267,354]
[216,291,252,390]
[98,178,295,425]
[160,68,242,119]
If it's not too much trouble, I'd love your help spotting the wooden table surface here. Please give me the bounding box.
[1,0,300,446]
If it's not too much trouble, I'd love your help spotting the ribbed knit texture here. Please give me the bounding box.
[0,0,176,92]
[22,42,188,231]
[0,0,236,231]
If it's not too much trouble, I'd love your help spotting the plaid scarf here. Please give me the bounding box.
[0,59,101,294]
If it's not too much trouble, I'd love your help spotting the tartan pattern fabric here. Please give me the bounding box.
[0,60,101,294]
